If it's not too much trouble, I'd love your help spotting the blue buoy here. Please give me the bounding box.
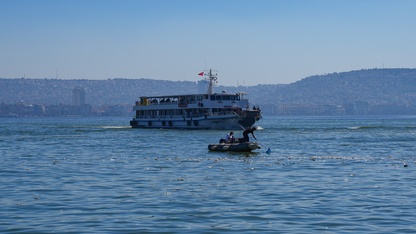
[266,148,271,154]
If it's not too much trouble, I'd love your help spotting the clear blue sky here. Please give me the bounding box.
[1,0,415,86]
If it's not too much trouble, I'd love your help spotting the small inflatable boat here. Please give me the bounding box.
[208,142,261,152]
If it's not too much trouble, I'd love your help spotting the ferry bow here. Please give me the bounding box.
[130,69,262,130]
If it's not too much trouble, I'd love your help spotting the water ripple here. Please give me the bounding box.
[1,116,416,233]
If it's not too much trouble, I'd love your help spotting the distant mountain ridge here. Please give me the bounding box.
[279,68,416,105]
[1,68,416,108]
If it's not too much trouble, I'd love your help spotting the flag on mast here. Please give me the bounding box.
[198,71,204,76]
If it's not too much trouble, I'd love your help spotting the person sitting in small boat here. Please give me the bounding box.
[242,127,257,142]
[225,131,235,143]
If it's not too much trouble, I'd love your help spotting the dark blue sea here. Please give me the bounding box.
[1,116,416,233]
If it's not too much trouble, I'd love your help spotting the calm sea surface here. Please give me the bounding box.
[1,116,416,233]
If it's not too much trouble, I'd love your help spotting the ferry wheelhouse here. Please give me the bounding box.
[129,70,262,130]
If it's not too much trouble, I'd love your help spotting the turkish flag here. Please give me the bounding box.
[198,72,204,76]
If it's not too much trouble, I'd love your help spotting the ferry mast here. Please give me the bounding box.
[204,69,218,94]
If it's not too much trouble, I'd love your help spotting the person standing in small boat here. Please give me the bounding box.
[242,127,257,142]
[226,131,235,143]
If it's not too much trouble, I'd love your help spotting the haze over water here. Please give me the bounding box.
[1,116,416,233]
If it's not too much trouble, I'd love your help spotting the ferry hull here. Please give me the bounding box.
[130,115,257,130]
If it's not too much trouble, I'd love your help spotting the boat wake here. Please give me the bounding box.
[101,126,131,129]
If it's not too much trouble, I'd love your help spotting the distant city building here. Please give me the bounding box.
[72,87,86,106]
[343,100,368,115]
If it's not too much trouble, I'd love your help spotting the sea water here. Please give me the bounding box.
[1,116,416,233]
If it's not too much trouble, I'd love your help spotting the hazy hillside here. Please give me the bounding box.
[275,68,416,105]
[1,68,416,107]
[0,78,198,106]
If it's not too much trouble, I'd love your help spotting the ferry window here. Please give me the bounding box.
[210,95,215,101]
[212,108,218,113]
[204,95,208,99]
[223,95,231,101]
[236,95,240,100]
[216,96,222,101]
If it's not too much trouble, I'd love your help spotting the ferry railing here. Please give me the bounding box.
[135,111,238,119]
[211,111,239,116]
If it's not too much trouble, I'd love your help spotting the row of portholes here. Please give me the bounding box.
[187,120,199,126]
[160,120,173,126]
[147,120,199,127]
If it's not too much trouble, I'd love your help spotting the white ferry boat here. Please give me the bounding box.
[129,69,262,129]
